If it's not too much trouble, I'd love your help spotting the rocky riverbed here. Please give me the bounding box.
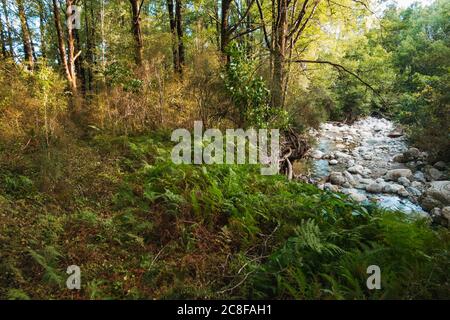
[298,117,450,226]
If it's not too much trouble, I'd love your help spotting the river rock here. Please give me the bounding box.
[393,154,406,163]
[335,151,351,159]
[442,207,450,227]
[324,183,340,192]
[397,187,409,197]
[343,171,356,186]
[398,176,411,187]
[375,178,385,184]
[383,183,403,194]
[420,181,450,210]
[424,166,443,181]
[411,181,423,189]
[366,183,383,193]
[433,161,447,170]
[384,169,413,181]
[358,178,374,185]
[345,189,368,202]
[330,172,346,186]
[372,168,388,177]
[413,171,426,183]
[407,187,422,197]
[388,130,403,138]
[311,150,324,159]
[348,165,364,175]
[329,159,338,165]
[430,207,450,227]
[403,147,421,161]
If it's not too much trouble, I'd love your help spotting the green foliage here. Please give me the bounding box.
[330,34,394,122]
[0,170,34,197]
[0,133,449,299]
[223,44,289,128]
[382,0,450,160]
[6,289,30,300]
[111,138,449,299]
[105,61,143,93]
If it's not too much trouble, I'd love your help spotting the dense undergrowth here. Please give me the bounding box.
[1,133,449,299]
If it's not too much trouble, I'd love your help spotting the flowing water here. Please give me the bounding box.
[295,117,427,214]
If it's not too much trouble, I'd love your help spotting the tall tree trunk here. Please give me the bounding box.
[175,0,184,70]
[74,28,85,92]
[0,13,6,57]
[84,0,95,92]
[167,0,178,73]
[1,0,14,57]
[129,0,143,66]
[220,0,232,64]
[167,0,184,74]
[52,0,77,92]
[66,0,78,91]
[271,0,288,108]
[16,0,34,69]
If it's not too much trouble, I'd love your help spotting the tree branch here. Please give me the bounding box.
[292,59,386,105]
[256,0,271,51]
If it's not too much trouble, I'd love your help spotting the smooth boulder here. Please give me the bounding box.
[384,169,413,181]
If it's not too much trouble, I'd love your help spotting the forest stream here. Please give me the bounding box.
[295,117,449,216]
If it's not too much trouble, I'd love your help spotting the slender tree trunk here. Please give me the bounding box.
[175,0,184,70]
[245,0,253,57]
[271,0,288,108]
[0,13,6,57]
[66,0,78,91]
[16,0,34,69]
[129,0,143,66]
[74,28,85,92]
[214,1,220,50]
[167,0,184,74]
[52,0,77,93]
[84,0,94,92]
[1,0,14,57]
[167,0,178,72]
[220,0,232,64]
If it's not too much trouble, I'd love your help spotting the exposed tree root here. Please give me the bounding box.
[279,128,310,180]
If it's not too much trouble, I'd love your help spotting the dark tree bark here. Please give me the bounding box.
[175,0,184,70]
[271,0,288,109]
[167,0,178,72]
[0,13,6,57]
[219,0,255,64]
[220,0,232,63]
[84,0,95,92]
[129,0,144,65]
[257,0,320,108]
[167,0,184,74]
[16,0,35,68]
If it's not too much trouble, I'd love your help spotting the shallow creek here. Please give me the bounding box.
[295,117,426,214]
